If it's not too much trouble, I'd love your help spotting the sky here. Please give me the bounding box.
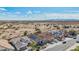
[0,7,79,21]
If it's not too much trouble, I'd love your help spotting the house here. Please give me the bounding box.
[28,34,45,46]
[48,30,65,41]
[67,30,77,39]
[9,36,31,51]
[0,39,14,51]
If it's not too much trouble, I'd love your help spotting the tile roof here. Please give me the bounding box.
[0,40,14,50]
[38,32,54,42]
[9,36,31,50]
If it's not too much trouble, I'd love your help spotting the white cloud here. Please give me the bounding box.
[1,12,79,21]
[68,11,79,13]
[27,10,32,15]
[45,13,79,20]
[24,13,47,20]
[23,13,79,21]
[15,11,21,14]
[66,10,79,13]
[0,8,7,11]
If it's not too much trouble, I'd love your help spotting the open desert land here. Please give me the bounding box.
[0,21,79,51]
[0,21,79,41]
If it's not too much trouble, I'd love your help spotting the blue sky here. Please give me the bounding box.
[0,7,79,21]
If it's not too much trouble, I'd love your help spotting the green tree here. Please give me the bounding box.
[23,31,28,36]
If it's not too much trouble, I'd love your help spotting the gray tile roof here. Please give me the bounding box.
[9,36,31,51]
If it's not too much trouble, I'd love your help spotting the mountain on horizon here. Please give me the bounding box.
[48,19,79,21]
[0,18,79,21]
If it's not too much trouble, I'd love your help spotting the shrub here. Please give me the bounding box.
[23,31,28,36]
[71,46,79,51]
